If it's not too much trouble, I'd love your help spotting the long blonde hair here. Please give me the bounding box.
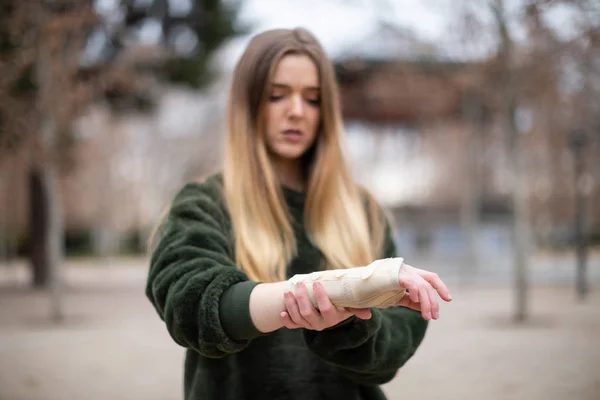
[223,27,386,282]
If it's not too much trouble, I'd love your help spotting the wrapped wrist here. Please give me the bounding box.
[287,257,407,309]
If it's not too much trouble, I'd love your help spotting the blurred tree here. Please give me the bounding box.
[0,0,104,321]
[490,0,532,323]
[557,0,600,300]
[451,0,553,321]
[85,0,247,94]
[459,88,488,286]
[452,0,599,319]
[0,0,245,320]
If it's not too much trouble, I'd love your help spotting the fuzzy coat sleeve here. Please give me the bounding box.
[145,180,260,358]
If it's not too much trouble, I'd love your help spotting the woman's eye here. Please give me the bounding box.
[306,98,321,105]
[269,94,285,102]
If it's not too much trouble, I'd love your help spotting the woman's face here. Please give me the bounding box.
[263,53,321,162]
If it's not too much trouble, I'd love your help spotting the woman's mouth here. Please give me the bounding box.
[282,129,303,141]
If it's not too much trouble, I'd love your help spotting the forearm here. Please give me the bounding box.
[248,281,289,333]
[288,257,406,309]
[246,257,407,334]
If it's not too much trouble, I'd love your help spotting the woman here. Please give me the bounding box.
[146,27,452,400]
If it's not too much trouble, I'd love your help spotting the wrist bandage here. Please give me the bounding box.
[286,257,406,309]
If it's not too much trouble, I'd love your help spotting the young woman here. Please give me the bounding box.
[146,27,452,400]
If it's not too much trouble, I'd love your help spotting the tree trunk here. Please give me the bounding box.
[492,0,530,322]
[460,91,484,285]
[508,105,530,323]
[29,121,65,321]
[40,118,65,322]
[34,15,65,321]
[573,152,588,300]
[0,162,17,265]
[29,165,50,287]
[0,170,6,263]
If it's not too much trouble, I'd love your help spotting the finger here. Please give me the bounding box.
[427,283,439,320]
[314,283,351,326]
[284,290,310,328]
[336,305,348,313]
[407,284,420,304]
[295,283,323,329]
[422,272,452,302]
[348,307,372,320]
[396,296,422,312]
[280,311,302,329]
[313,282,335,318]
[418,286,432,320]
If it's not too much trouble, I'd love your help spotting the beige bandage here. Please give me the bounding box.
[286,257,406,309]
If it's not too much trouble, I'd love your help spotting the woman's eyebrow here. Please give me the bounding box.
[270,82,320,91]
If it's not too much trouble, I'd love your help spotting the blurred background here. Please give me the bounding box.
[0,0,599,399]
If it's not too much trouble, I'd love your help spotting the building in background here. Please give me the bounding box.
[334,24,599,262]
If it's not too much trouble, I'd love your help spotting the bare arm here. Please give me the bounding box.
[249,280,375,333]
[248,281,290,333]
[248,257,404,333]
[247,257,451,333]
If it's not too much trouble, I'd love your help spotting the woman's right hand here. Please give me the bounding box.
[280,281,372,331]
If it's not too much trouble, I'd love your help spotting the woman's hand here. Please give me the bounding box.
[396,263,452,321]
[280,281,372,331]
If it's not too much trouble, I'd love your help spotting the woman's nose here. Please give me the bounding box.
[288,95,305,118]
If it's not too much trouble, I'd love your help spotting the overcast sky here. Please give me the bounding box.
[238,0,450,53]
[93,0,582,67]
[221,0,457,64]
[213,0,581,68]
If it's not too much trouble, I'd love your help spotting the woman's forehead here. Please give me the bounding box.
[271,54,320,88]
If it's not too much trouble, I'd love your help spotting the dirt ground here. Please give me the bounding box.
[0,257,599,400]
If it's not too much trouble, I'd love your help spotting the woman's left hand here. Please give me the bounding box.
[395,263,452,321]
[280,281,372,331]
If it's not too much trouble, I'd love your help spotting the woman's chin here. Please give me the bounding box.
[271,145,309,161]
